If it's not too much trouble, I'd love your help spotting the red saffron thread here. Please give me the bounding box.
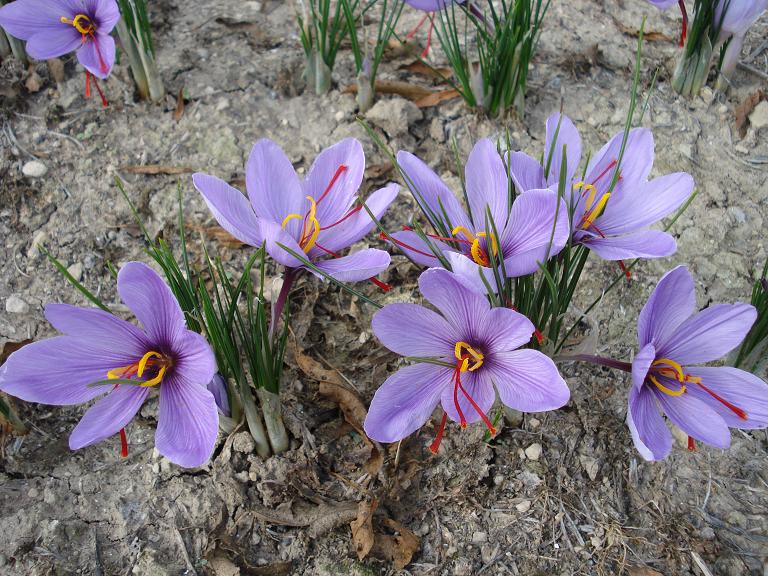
[119,428,129,458]
[429,412,448,454]
[687,436,695,451]
[618,260,632,280]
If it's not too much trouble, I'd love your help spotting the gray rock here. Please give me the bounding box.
[232,431,256,454]
[365,97,423,137]
[749,100,768,130]
[21,160,48,178]
[6,295,29,314]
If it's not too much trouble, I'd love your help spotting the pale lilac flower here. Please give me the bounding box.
[508,112,694,262]
[207,373,231,418]
[0,262,219,468]
[389,139,569,286]
[716,0,768,78]
[364,268,569,449]
[193,138,398,284]
[628,266,768,460]
[404,0,459,10]
[0,0,119,79]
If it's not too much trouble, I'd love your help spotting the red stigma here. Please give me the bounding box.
[678,0,688,48]
[369,277,391,292]
[320,204,363,231]
[429,412,448,454]
[533,329,545,345]
[453,359,496,436]
[618,260,631,280]
[119,428,129,458]
[592,158,618,187]
[316,165,348,206]
[696,382,748,421]
[687,436,695,451]
[380,232,438,259]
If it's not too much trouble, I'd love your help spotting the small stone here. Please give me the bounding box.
[471,531,487,544]
[493,474,504,486]
[27,488,39,498]
[232,431,256,454]
[528,417,541,429]
[6,295,29,314]
[699,527,715,540]
[22,160,48,178]
[67,262,83,282]
[334,110,345,122]
[503,406,523,428]
[515,500,531,513]
[524,443,542,461]
[749,100,768,130]
[28,230,48,258]
[365,97,423,137]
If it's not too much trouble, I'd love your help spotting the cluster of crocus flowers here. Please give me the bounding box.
[364,268,570,449]
[0,262,219,468]
[193,138,398,286]
[388,138,570,290]
[0,0,119,103]
[509,112,694,265]
[626,266,768,459]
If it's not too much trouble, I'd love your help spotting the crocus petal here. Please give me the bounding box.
[627,385,672,461]
[418,267,490,341]
[246,139,304,224]
[69,385,150,450]
[303,138,365,227]
[25,28,81,60]
[44,303,150,360]
[595,172,694,235]
[372,303,456,358]
[465,139,509,230]
[389,230,448,267]
[88,0,120,32]
[580,230,677,260]
[396,150,472,232]
[645,0,678,9]
[444,252,499,295]
[685,366,768,429]
[192,173,263,247]
[76,33,115,79]
[155,375,219,468]
[364,363,451,443]
[478,307,535,353]
[500,189,569,276]
[315,183,398,253]
[0,337,119,405]
[653,389,731,449]
[259,220,306,268]
[311,249,391,282]
[717,0,768,36]
[507,151,545,193]
[484,349,570,412]
[441,369,495,425]
[0,0,71,39]
[585,128,654,203]
[172,331,217,389]
[117,262,186,348]
[657,303,757,365]
[632,343,656,391]
[637,266,695,349]
[404,0,454,9]
[719,33,744,77]
[544,112,582,185]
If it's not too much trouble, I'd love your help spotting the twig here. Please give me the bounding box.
[738,61,768,81]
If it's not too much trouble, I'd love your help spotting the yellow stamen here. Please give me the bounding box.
[451,226,477,243]
[137,351,163,378]
[652,358,684,382]
[454,342,484,371]
[648,374,686,397]
[140,366,167,388]
[574,182,597,209]
[281,213,302,229]
[107,365,132,380]
[581,193,611,228]
[300,196,320,253]
[470,238,489,266]
[60,14,95,35]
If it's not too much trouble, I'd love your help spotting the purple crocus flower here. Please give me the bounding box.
[508,112,694,263]
[404,0,459,10]
[207,373,231,418]
[0,0,119,79]
[364,268,569,450]
[193,138,397,284]
[716,0,768,78]
[628,266,768,460]
[0,262,219,468]
[389,138,570,287]
[644,0,688,46]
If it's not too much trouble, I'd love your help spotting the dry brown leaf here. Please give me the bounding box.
[350,498,378,560]
[174,87,185,122]
[46,58,66,84]
[401,60,452,79]
[366,163,394,180]
[735,89,766,138]
[188,224,245,248]
[615,20,673,42]
[343,79,433,100]
[375,518,420,570]
[1,339,31,364]
[414,88,461,108]
[119,165,194,175]
[25,66,42,93]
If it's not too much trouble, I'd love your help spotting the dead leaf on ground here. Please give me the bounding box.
[249,500,358,538]
[414,88,461,108]
[46,58,65,84]
[174,87,185,122]
[1,339,32,364]
[374,518,420,570]
[119,165,194,175]
[735,89,766,138]
[614,20,673,42]
[401,60,452,79]
[343,79,433,100]
[25,65,42,93]
[350,498,378,560]
[188,224,245,248]
[366,163,394,181]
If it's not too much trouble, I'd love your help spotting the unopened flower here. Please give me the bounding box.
[509,112,694,263]
[628,266,768,460]
[207,373,231,418]
[364,268,569,449]
[390,139,569,285]
[193,138,397,284]
[716,0,768,80]
[0,0,119,79]
[0,262,219,468]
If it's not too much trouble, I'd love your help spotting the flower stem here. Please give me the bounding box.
[240,378,272,458]
[257,388,290,455]
[554,354,632,373]
[270,268,296,341]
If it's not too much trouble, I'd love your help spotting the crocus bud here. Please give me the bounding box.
[207,373,231,418]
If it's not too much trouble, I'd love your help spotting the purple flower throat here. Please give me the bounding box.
[60,12,109,76]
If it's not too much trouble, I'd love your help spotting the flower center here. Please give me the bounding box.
[107,350,173,388]
[451,226,498,267]
[61,13,95,35]
[280,164,348,254]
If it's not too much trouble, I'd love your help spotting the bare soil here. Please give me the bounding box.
[0,0,767,574]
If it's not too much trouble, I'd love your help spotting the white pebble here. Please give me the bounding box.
[524,443,542,461]
[22,160,48,178]
[5,295,29,314]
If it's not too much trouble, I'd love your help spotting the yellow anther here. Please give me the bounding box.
[60,13,94,34]
[652,358,684,382]
[281,213,302,229]
[137,351,163,378]
[470,239,488,266]
[648,374,686,397]
[107,365,130,380]
[451,226,477,243]
[476,232,498,256]
[298,196,321,253]
[454,342,484,372]
[140,366,167,388]
[581,193,611,228]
